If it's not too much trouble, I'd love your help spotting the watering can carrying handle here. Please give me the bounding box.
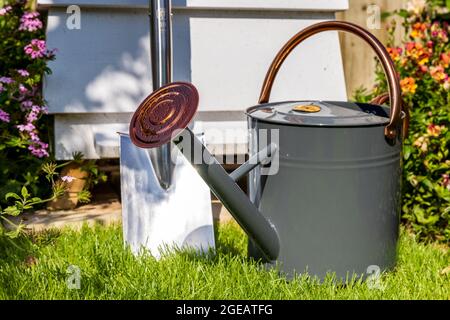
[258,21,403,141]
[371,93,409,138]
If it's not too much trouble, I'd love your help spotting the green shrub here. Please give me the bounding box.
[358,0,449,242]
[0,1,109,237]
[0,0,63,236]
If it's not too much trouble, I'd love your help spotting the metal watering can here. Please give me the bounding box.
[129,21,405,279]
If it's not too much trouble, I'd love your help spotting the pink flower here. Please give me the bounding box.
[24,105,45,122]
[29,131,40,142]
[444,81,450,90]
[20,100,33,111]
[28,141,49,158]
[26,111,38,122]
[0,77,14,84]
[0,109,10,123]
[17,69,29,77]
[24,39,47,59]
[19,12,43,32]
[31,105,41,113]
[0,5,12,16]
[443,174,450,190]
[19,84,28,94]
[61,176,76,183]
[17,123,35,132]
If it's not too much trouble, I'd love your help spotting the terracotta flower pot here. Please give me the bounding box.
[47,163,89,210]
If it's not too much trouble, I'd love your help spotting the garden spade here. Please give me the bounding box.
[119,0,214,257]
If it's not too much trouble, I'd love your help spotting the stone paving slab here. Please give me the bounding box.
[18,198,122,232]
[11,196,233,232]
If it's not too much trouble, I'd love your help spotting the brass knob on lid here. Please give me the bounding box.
[292,104,321,113]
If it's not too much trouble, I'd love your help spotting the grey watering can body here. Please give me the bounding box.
[240,21,405,278]
[246,102,402,279]
[129,21,405,280]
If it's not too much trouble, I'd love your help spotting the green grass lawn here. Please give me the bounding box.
[0,222,448,300]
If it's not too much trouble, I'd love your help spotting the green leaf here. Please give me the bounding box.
[421,178,434,191]
[4,223,24,239]
[21,186,29,199]
[5,192,21,201]
[3,206,21,217]
[381,11,392,21]
[446,0,450,10]
[77,190,91,204]
[403,146,413,160]
[417,213,440,225]
[397,9,409,18]
[5,137,27,148]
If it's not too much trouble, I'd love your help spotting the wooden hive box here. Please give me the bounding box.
[38,0,349,159]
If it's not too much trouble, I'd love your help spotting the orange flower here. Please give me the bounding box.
[413,136,428,152]
[400,57,408,67]
[405,42,430,65]
[411,22,427,39]
[427,124,445,137]
[387,47,402,61]
[400,77,417,94]
[420,65,429,73]
[440,53,450,68]
[405,42,416,53]
[430,66,447,82]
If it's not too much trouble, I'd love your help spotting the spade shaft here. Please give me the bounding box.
[149,0,173,189]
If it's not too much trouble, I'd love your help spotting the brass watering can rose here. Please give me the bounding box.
[129,82,199,148]
[258,20,404,142]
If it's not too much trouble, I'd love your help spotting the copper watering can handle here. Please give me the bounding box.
[258,21,403,141]
[371,93,409,138]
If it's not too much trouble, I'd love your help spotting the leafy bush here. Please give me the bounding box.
[358,0,449,242]
[0,1,108,237]
[0,0,61,236]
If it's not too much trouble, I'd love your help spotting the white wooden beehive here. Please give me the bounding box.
[38,0,348,159]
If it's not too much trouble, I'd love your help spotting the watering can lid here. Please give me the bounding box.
[246,101,391,127]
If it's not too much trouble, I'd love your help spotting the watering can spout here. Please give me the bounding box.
[175,128,281,262]
[129,82,280,262]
